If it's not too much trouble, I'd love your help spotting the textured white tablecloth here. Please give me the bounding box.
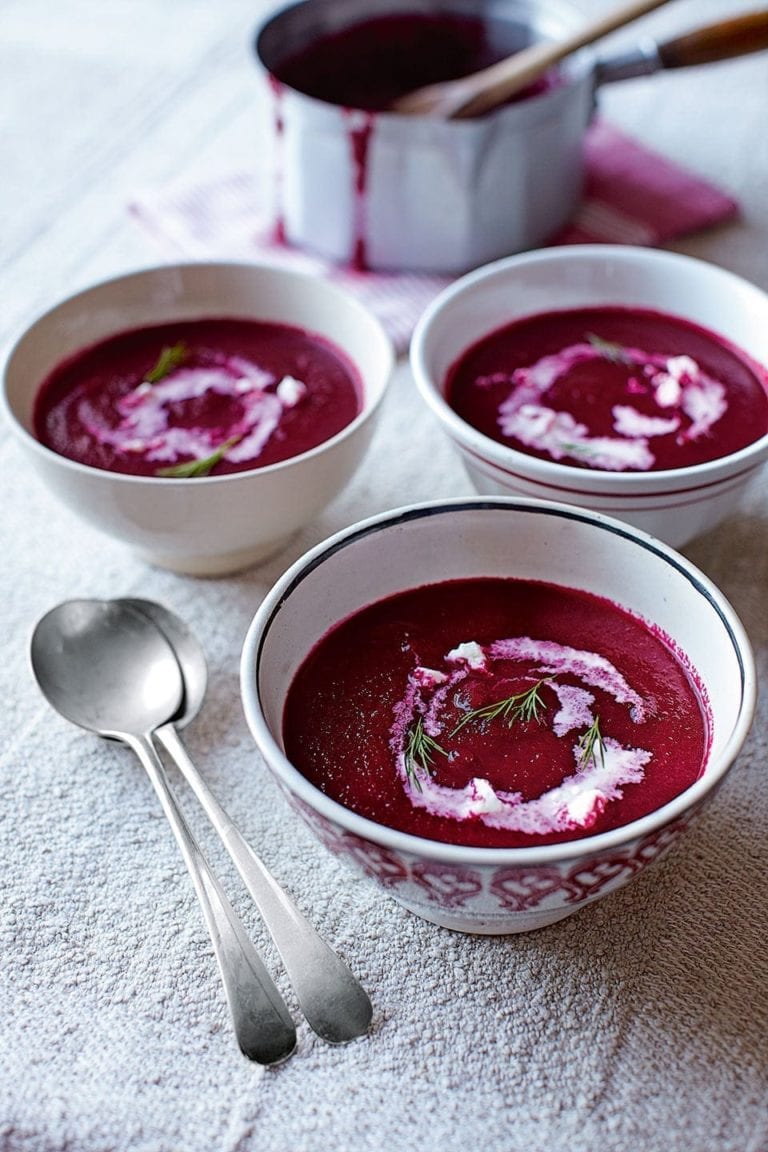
[1,2,767,1150]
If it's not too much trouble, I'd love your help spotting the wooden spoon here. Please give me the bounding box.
[652,10,768,70]
[392,0,673,118]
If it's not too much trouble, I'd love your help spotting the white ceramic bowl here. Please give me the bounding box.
[241,497,755,934]
[1,261,394,576]
[410,245,768,546]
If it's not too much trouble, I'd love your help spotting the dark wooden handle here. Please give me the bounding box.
[658,11,768,68]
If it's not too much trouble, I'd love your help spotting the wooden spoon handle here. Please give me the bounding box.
[658,11,768,69]
[394,0,672,117]
[522,0,672,69]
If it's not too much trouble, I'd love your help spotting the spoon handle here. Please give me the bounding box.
[128,733,297,1065]
[154,724,373,1045]
[393,0,672,116]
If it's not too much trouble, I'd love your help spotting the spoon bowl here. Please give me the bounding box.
[30,599,183,737]
[115,597,208,728]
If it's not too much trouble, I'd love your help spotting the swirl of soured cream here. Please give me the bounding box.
[489,341,727,471]
[81,353,306,464]
[389,636,652,836]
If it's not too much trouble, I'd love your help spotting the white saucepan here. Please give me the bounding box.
[255,0,768,273]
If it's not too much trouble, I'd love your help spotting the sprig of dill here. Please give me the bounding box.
[450,677,550,737]
[577,715,606,770]
[560,441,596,457]
[586,332,630,365]
[403,681,610,790]
[404,716,447,792]
[155,434,241,479]
[144,342,188,383]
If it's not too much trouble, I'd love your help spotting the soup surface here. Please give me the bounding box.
[283,577,708,848]
[33,318,362,477]
[272,12,554,111]
[446,306,768,472]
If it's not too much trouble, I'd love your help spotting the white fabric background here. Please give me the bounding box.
[1,2,767,1149]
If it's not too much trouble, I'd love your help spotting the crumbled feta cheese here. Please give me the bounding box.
[276,375,307,407]
[654,373,682,407]
[467,778,506,815]
[446,641,486,670]
[667,355,699,382]
[565,788,606,828]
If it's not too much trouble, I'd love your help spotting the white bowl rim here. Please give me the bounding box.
[240,495,757,867]
[410,244,768,489]
[0,259,395,486]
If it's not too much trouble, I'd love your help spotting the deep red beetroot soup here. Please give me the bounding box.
[446,306,768,473]
[283,577,709,849]
[33,317,362,478]
[272,12,554,112]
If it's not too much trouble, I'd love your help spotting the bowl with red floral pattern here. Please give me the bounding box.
[240,497,755,934]
[411,245,768,548]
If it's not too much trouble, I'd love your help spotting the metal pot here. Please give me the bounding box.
[254,0,764,274]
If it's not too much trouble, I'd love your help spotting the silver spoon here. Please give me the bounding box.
[29,599,296,1066]
[116,598,373,1045]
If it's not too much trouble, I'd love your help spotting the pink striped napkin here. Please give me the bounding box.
[130,121,738,353]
